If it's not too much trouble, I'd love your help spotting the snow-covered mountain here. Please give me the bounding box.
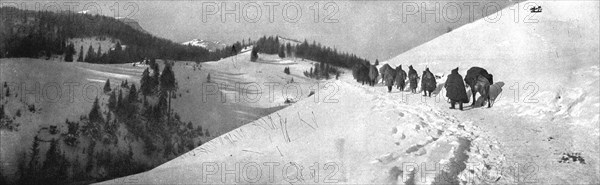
[181,39,226,51]
[100,1,599,184]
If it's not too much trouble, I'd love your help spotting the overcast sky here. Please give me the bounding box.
[8,0,515,61]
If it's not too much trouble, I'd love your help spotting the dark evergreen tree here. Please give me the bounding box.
[278,45,285,58]
[88,97,103,123]
[160,62,177,123]
[4,82,9,97]
[0,105,4,120]
[85,45,96,63]
[157,91,168,117]
[128,84,138,103]
[140,68,152,98]
[85,140,96,173]
[375,59,379,66]
[108,91,117,110]
[250,46,259,62]
[286,43,292,57]
[115,42,122,51]
[64,43,75,62]
[96,44,102,59]
[77,45,84,62]
[42,138,68,185]
[284,67,290,75]
[103,79,111,93]
[150,59,160,89]
[117,89,123,112]
[27,135,41,176]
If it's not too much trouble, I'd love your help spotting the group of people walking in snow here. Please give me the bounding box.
[352,62,494,110]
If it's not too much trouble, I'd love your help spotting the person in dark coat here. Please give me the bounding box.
[408,65,419,93]
[368,64,379,86]
[445,67,469,110]
[395,65,407,91]
[421,68,437,97]
[383,67,396,92]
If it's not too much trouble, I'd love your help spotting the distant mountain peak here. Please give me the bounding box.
[182,39,226,52]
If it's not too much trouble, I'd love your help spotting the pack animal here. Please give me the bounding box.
[464,67,494,108]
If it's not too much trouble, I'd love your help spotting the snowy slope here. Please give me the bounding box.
[100,1,599,184]
[0,52,319,182]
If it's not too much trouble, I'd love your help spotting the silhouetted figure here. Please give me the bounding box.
[421,68,436,97]
[408,65,419,93]
[445,68,468,110]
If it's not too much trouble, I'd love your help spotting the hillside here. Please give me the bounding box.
[0,7,210,61]
[0,51,325,183]
[115,17,149,34]
[100,1,599,184]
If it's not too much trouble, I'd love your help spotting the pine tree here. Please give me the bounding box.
[375,59,379,66]
[4,82,10,97]
[160,62,177,123]
[93,44,104,63]
[88,97,103,123]
[85,45,95,63]
[103,79,111,93]
[117,89,123,112]
[96,44,102,60]
[0,105,4,120]
[151,59,160,89]
[187,122,193,130]
[157,91,168,117]
[206,73,211,83]
[27,135,41,175]
[77,45,84,62]
[64,43,75,62]
[115,42,122,51]
[108,91,117,110]
[284,67,290,75]
[42,138,68,184]
[85,140,96,173]
[140,68,152,98]
[278,45,285,58]
[286,43,292,57]
[128,84,138,103]
[250,46,259,62]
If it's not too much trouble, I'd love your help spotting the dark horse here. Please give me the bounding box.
[464,67,494,108]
